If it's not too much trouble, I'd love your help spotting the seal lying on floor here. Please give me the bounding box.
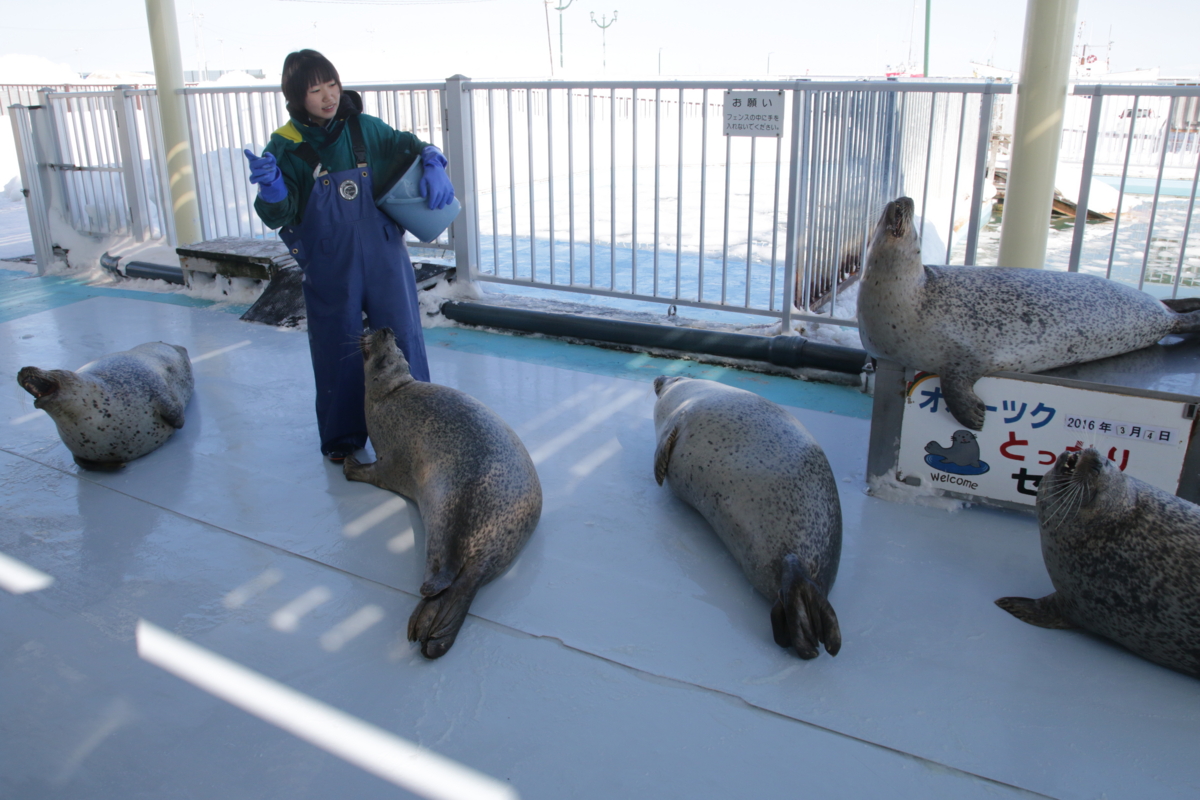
[344,328,542,659]
[996,448,1200,678]
[653,376,842,659]
[17,342,193,470]
[857,196,1200,430]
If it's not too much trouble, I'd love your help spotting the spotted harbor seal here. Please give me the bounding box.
[653,376,842,659]
[858,197,1200,430]
[17,342,193,470]
[344,328,542,659]
[996,448,1200,677]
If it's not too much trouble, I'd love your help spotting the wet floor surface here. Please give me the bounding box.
[2,276,1199,799]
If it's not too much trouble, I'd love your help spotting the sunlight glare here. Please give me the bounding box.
[136,620,519,800]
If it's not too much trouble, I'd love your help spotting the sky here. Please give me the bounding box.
[1,0,1198,85]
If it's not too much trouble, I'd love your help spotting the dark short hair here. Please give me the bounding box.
[281,50,341,112]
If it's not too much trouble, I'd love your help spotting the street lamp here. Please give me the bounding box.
[590,10,617,71]
[554,0,575,70]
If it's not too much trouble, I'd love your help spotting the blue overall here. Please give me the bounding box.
[278,123,430,455]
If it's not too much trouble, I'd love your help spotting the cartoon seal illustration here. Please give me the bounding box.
[925,429,982,467]
[653,376,842,659]
[17,342,193,470]
[857,196,1200,430]
[996,448,1200,678]
[343,328,542,659]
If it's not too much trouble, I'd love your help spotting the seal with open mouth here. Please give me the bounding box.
[996,448,1200,678]
[857,196,1200,430]
[17,342,193,470]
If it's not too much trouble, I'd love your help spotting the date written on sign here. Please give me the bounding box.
[1063,414,1182,446]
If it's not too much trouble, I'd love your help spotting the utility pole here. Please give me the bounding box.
[554,0,575,70]
[543,0,555,76]
[590,10,617,71]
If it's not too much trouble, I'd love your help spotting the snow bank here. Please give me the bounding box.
[0,54,80,85]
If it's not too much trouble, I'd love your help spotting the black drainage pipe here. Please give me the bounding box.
[440,301,869,375]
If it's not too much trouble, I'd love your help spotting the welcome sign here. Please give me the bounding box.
[896,373,1196,507]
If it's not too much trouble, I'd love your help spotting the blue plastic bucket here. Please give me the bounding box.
[375,158,461,243]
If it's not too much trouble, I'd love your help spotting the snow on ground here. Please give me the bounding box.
[0,54,79,84]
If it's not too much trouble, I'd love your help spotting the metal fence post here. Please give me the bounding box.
[780,81,808,333]
[964,80,996,266]
[114,86,148,242]
[9,105,55,275]
[443,75,478,283]
[1066,85,1104,273]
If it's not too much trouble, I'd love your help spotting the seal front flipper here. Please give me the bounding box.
[995,593,1075,629]
[771,553,841,658]
[343,456,385,488]
[407,575,480,659]
[653,425,679,485]
[939,372,987,431]
[155,396,186,429]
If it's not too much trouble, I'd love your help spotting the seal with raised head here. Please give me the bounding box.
[344,328,542,659]
[996,448,1200,677]
[857,196,1200,430]
[653,376,842,659]
[17,342,193,470]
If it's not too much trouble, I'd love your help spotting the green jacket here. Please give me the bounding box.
[253,90,430,230]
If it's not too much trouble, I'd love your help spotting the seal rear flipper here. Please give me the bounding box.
[653,425,679,486]
[939,372,987,431]
[995,593,1075,629]
[1165,305,1200,334]
[771,553,841,659]
[407,578,480,659]
[1162,297,1200,315]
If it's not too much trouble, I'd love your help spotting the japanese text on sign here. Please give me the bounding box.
[723,91,785,137]
[1063,415,1181,445]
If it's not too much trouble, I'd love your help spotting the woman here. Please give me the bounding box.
[244,50,454,462]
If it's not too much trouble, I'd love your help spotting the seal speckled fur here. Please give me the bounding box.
[858,197,1200,430]
[997,448,1200,678]
[17,342,193,470]
[344,328,542,659]
[653,376,842,658]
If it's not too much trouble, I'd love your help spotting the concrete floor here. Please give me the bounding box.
[2,269,1199,800]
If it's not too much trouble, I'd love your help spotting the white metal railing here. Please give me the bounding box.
[38,86,173,242]
[453,78,1006,328]
[1064,84,1200,298]
[12,78,1009,329]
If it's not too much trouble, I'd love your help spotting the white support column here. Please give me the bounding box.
[144,0,202,246]
[997,0,1078,269]
[443,74,478,284]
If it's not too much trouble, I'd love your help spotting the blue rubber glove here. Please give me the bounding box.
[244,149,287,204]
[418,146,454,210]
